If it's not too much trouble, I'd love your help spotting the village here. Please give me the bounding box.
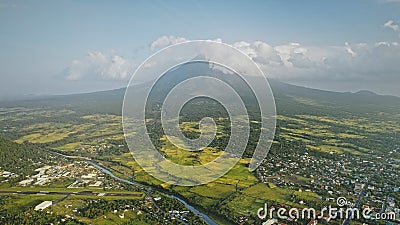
[257,148,400,224]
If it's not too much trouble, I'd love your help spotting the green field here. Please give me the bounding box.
[1,99,399,225]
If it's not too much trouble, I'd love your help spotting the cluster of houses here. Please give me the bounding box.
[257,148,399,224]
[0,170,19,183]
[18,161,105,188]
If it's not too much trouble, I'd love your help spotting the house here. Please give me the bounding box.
[18,178,33,186]
[34,201,52,211]
[307,219,317,225]
[263,219,278,225]
[88,181,102,187]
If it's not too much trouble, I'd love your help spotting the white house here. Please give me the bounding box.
[34,201,52,211]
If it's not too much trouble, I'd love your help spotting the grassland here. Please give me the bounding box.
[0,193,148,225]
[1,107,399,224]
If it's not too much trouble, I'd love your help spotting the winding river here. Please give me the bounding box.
[53,151,218,225]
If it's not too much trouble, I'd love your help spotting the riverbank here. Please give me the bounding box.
[52,150,221,225]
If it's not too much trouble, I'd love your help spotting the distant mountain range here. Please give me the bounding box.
[1,62,399,117]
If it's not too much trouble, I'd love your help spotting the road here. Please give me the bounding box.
[0,190,143,197]
[342,170,381,225]
[52,150,218,225]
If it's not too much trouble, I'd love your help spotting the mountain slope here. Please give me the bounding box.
[2,79,399,117]
[1,61,399,117]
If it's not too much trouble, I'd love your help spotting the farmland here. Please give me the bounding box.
[1,80,400,224]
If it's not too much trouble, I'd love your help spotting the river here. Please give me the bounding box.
[53,151,218,225]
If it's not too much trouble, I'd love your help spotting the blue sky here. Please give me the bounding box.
[1,0,400,98]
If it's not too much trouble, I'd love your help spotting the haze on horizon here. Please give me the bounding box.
[1,0,400,100]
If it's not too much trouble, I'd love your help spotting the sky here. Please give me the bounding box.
[1,0,400,99]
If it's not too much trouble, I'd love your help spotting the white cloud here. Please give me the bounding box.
[384,20,399,31]
[212,39,399,83]
[65,51,135,81]
[150,35,188,50]
[246,40,400,82]
[233,41,282,66]
[148,36,400,84]
[64,35,400,87]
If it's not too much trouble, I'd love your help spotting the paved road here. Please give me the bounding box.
[0,190,143,197]
[52,151,218,225]
[342,170,381,225]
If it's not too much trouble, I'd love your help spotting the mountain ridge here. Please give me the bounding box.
[1,79,399,117]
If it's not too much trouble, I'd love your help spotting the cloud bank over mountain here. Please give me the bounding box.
[64,51,136,81]
[64,36,400,94]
